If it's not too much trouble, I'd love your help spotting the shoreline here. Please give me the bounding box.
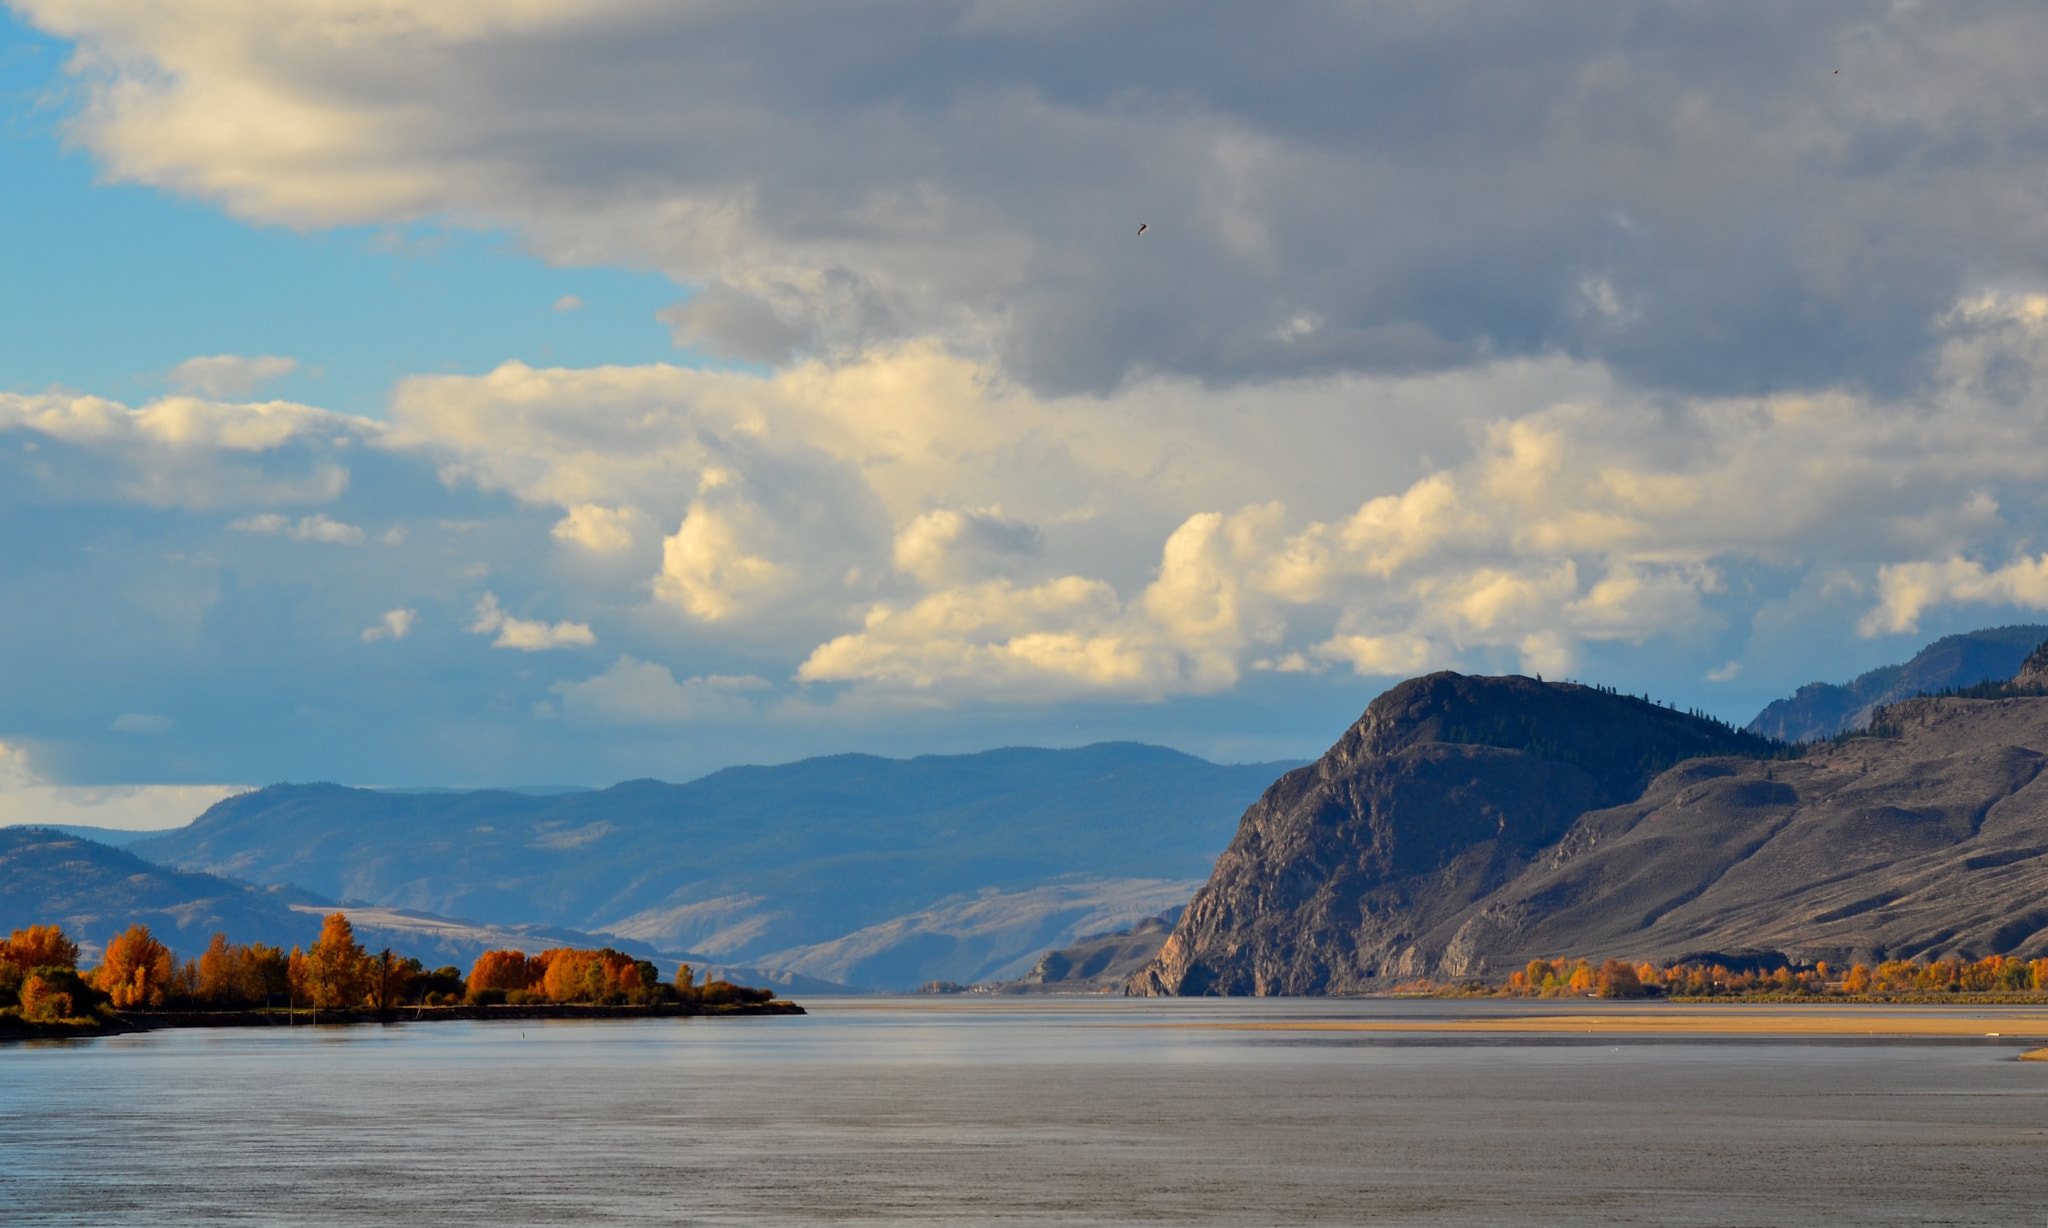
[0,999,805,1041]
[1131,1005,2048,1038]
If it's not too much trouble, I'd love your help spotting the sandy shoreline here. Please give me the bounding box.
[1133,1009,2048,1038]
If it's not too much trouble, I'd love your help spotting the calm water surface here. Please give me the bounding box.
[5,997,2047,1225]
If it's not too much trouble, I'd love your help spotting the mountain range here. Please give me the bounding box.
[1745,625,2048,742]
[1133,650,2048,994]
[16,627,2048,996]
[123,743,1289,989]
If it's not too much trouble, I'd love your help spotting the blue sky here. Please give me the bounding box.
[0,11,680,416]
[6,1,2048,827]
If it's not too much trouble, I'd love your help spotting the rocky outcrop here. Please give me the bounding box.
[1128,673,1781,995]
[1004,916,1177,992]
[1132,674,2048,994]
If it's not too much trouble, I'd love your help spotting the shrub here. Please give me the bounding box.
[18,974,74,1023]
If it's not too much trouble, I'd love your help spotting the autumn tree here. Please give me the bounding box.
[18,974,74,1022]
[293,913,371,1009]
[1595,959,1645,998]
[94,924,176,1008]
[193,933,291,1007]
[467,949,539,1001]
[3,924,80,970]
[538,948,645,1003]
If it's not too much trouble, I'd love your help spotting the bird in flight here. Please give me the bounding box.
[1137,223,1148,235]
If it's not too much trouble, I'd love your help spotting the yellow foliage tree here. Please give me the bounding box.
[94,924,175,1008]
[2,924,80,970]
[18,974,74,1022]
[293,913,371,1009]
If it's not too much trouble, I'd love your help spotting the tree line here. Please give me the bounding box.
[1,914,774,1025]
[1501,954,2048,999]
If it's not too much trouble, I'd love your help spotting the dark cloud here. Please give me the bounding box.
[39,1,2048,396]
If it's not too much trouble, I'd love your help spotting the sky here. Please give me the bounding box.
[8,1,2048,827]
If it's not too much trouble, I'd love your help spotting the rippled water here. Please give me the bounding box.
[5,997,2048,1225]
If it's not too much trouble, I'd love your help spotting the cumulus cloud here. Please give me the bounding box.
[891,508,1041,587]
[551,294,584,313]
[168,353,298,397]
[0,390,362,509]
[467,592,595,651]
[1860,555,2048,637]
[229,512,365,543]
[550,504,637,553]
[802,509,1277,698]
[361,608,416,642]
[23,1,2048,396]
[551,656,767,725]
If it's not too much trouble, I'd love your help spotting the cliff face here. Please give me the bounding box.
[1129,673,1779,995]
[1132,674,2048,995]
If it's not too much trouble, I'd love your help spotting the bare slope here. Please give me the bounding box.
[1439,695,2048,974]
[0,827,325,962]
[0,827,815,984]
[1130,673,1780,995]
[1134,674,2048,995]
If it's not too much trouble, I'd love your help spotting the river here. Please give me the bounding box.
[5,996,2046,1225]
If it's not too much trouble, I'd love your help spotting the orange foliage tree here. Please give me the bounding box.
[291,913,371,1009]
[194,933,290,1007]
[464,946,664,1004]
[467,949,541,996]
[94,924,176,1008]
[18,974,75,1022]
[540,948,646,1003]
[3,924,80,970]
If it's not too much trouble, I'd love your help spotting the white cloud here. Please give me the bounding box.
[1860,554,2048,637]
[0,390,362,509]
[801,508,1279,698]
[551,294,585,313]
[655,492,791,622]
[361,287,2048,694]
[551,656,767,725]
[550,504,637,553]
[361,608,416,642]
[228,512,365,543]
[168,354,298,397]
[891,507,1041,587]
[1314,635,1436,679]
[1706,661,1742,683]
[0,742,244,832]
[22,1,2048,399]
[110,713,173,734]
[467,592,595,651]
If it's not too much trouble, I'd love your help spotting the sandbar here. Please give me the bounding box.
[1134,1009,2048,1038]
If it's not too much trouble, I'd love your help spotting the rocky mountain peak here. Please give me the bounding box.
[1128,673,1783,996]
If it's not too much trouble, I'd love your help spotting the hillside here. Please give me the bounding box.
[133,743,1294,990]
[1130,673,1782,994]
[0,827,327,962]
[0,827,832,986]
[1133,673,2048,994]
[1746,624,2048,742]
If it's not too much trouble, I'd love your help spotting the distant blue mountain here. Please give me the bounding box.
[14,823,169,847]
[131,743,1299,987]
[1747,625,2048,742]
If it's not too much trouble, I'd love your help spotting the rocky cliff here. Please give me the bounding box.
[1131,672,2048,994]
[1128,673,1781,994]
